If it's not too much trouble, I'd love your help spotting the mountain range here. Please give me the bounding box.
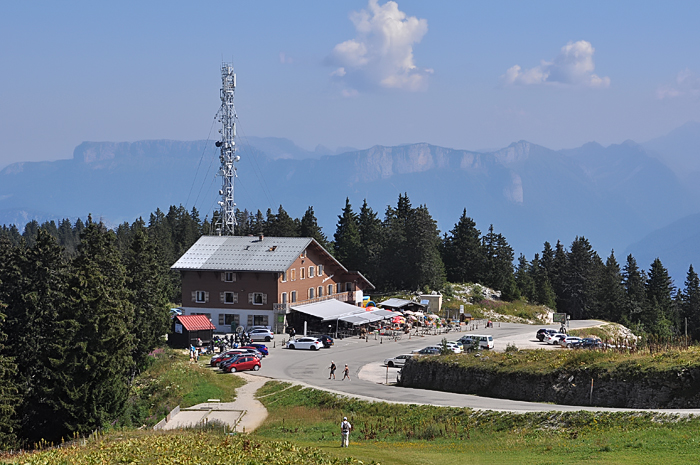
[2,122,700,284]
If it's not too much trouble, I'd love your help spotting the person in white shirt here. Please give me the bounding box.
[340,416,352,447]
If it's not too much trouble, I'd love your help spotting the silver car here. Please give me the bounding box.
[383,354,415,367]
[248,328,274,342]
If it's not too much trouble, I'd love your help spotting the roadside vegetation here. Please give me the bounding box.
[254,381,700,464]
[410,345,700,376]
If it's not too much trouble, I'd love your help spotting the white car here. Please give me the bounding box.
[444,342,462,354]
[286,337,323,350]
[545,333,567,345]
[559,336,582,348]
[412,346,441,354]
[383,354,415,367]
[248,328,274,342]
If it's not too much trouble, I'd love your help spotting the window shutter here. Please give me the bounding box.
[191,291,197,302]
[248,293,254,304]
[263,315,269,326]
[219,313,224,325]
[233,293,238,304]
[220,292,225,303]
[247,315,254,327]
[221,273,225,282]
[262,293,267,304]
[205,291,209,303]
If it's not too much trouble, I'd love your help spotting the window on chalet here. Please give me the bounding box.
[300,267,306,279]
[346,282,353,291]
[253,315,269,326]
[291,291,297,303]
[290,269,296,281]
[336,283,342,294]
[281,292,288,304]
[309,266,315,278]
[309,287,315,299]
[219,313,240,326]
[318,286,323,297]
[222,272,236,282]
[220,291,238,304]
[193,291,209,303]
[318,265,323,276]
[248,292,267,305]
[328,284,333,295]
[281,271,287,282]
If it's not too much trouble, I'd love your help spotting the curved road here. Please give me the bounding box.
[248,321,700,413]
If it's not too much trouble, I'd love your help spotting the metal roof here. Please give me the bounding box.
[290,299,365,321]
[378,298,425,309]
[338,309,397,325]
[171,236,313,272]
[176,315,216,331]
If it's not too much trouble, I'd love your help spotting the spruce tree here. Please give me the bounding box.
[481,225,516,299]
[442,209,484,284]
[515,254,535,301]
[334,198,362,271]
[596,251,625,322]
[300,206,330,250]
[623,254,648,331]
[125,230,170,372]
[265,206,299,237]
[645,258,676,336]
[405,204,445,291]
[560,236,600,320]
[681,265,700,340]
[50,220,135,440]
[357,199,383,284]
[531,253,556,308]
[0,238,18,448]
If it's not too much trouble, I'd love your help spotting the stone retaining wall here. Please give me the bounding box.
[399,359,700,408]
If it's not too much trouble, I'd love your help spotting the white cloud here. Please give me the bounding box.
[657,69,700,99]
[502,40,610,88]
[327,0,429,93]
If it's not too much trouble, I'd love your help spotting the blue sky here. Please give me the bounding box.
[1,0,699,168]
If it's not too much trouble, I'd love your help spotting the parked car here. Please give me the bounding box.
[444,342,462,353]
[223,355,261,373]
[545,333,567,345]
[579,337,604,349]
[559,336,583,348]
[412,346,441,355]
[211,349,248,367]
[460,334,495,350]
[317,335,334,348]
[286,337,323,350]
[536,328,557,341]
[246,343,269,356]
[384,354,414,367]
[248,328,274,342]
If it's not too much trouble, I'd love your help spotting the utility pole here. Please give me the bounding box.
[214,63,238,236]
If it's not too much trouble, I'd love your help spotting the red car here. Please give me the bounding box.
[224,355,261,373]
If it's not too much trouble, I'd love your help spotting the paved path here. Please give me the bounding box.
[162,372,268,432]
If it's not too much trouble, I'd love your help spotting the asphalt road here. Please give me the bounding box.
[247,321,700,413]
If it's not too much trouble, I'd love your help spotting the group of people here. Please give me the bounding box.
[328,361,351,380]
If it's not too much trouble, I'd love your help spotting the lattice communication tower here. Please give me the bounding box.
[215,63,238,235]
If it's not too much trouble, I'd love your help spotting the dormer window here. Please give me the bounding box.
[223,272,236,282]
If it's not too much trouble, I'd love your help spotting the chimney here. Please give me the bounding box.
[258,234,264,242]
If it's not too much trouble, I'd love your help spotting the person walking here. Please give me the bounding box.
[329,361,336,379]
[342,364,350,381]
[340,416,352,447]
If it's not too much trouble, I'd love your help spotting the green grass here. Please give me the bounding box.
[119,348,245,427]
[254,381,700,464]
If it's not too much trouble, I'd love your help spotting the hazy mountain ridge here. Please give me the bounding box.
[1,131,700,282]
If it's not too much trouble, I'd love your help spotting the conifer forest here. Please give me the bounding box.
[0,194,699,447]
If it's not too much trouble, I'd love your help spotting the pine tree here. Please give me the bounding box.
[405,204,445,291]
[596,251,626,322]
[623,254,648,331]
[334,198,362,271]
[481,225,516,299]
[0,237,18,447]
[442,209,484,284]
[265,206,299,237]
[357,200,383,284]
[0,230,67,443]
[515,254,535,301]
[300,206,330,250]
[681,265,700,340]
[550,241,567,309]
[645,258,676,336]
[50,220,135,440]
[560,236,600,319]
[531,253,556,308]
[126,230,170,372]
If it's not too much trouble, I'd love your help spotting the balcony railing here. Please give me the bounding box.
[273,291,355,312]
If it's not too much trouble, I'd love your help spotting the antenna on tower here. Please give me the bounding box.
[214,62,238,236]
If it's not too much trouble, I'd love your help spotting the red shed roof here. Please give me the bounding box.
[177,315,216,331]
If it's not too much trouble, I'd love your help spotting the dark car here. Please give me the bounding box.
[317,335,334,348]
[579,337,604,349]
[536,328,557,341]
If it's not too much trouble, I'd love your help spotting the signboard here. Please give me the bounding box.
[553,313,567,323]
[459,305,464,314]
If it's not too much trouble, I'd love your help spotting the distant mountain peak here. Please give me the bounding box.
[494,140,531,165]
